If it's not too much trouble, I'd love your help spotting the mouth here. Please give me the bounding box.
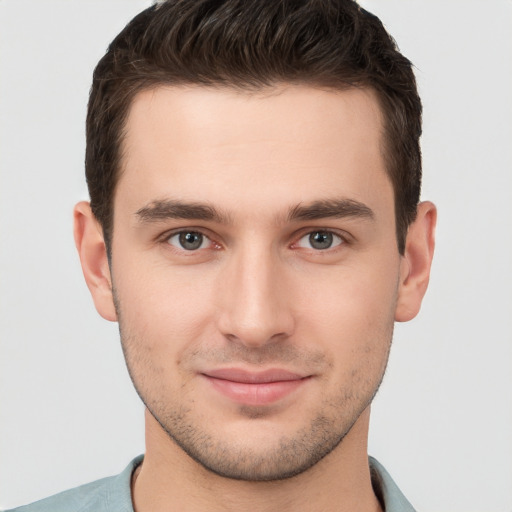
[201,368,311,406]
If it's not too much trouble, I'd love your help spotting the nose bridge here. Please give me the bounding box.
[217,239,293,346]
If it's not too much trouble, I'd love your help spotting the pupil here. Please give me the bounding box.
[179,232,203,250]
[310,231,332,250]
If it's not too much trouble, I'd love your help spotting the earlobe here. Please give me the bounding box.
[395,201,437,322]
[73,201,117,322]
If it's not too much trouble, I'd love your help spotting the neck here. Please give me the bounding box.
[132,408,382,512]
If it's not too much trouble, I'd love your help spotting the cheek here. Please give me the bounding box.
[296,260,399,360]
[113,269,216,404]
[112,260,219,362]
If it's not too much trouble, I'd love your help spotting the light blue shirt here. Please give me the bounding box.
[6,456,415,512]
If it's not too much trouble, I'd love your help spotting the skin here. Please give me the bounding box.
[74,84,436,512]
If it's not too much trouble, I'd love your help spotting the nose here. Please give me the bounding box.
[216,245,295,348]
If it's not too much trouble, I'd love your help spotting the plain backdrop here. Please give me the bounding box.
[1,1,511,511]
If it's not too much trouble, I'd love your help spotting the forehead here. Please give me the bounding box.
[116,84,390,219]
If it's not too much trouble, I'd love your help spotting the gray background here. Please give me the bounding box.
[1,1,511,510]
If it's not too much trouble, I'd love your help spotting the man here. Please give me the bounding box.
[8,0,436,511]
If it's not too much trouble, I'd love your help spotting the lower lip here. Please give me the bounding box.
[204,376,308,406]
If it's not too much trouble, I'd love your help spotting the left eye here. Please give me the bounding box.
[296,231,344,250]
[167,231,210,251]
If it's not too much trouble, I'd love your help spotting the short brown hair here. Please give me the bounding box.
[86,0,422,254]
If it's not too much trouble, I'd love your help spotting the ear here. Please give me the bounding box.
[395,201,437,322]
[73,201,117,322]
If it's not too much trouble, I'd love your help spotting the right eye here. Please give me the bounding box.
[166,231,211,251]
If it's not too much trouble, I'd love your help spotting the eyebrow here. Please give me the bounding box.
[287,199,374,222]
[135,197,374,225]
[135,199,231,224]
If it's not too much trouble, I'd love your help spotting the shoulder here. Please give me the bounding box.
[4,456,142,512]
[6,478,114,512]
[369,456,416,512]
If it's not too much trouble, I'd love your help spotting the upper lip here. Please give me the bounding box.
[202,368,307,383]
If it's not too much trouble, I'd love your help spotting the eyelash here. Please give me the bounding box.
[161,228,350,253]
[164,230,220,252]
[293,230,346,251]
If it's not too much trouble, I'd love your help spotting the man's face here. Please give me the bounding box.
[110,85,403,480]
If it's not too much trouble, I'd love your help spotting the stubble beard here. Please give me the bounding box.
[121,342,391,481]
[143,390,378,482]
[114,294,393,482]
